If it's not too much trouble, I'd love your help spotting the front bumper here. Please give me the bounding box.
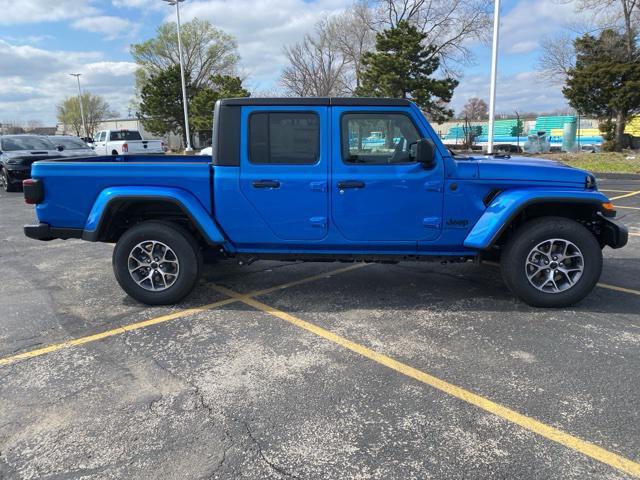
[24,223,83,241]
[4,166,30,184]
[600,216,628,249]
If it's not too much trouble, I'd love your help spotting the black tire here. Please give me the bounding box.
[113,221,202,305]
[501,217,602,308]
[0,169,19,192]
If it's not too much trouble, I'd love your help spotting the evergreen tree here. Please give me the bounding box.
[138,66,249,145]
[563,29,640,150]
[356,21,458,123]
[138,65,191,144]
[191,75,250,132]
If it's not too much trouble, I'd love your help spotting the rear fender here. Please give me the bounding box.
[463,189,609,250]
[83,186,226,245]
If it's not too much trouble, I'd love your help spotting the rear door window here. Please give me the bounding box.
[249,112,319,165]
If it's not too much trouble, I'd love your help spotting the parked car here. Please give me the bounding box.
[23,97,627,307]
[48,136,97,158]
[199,146,213,156]
[92,129,164,156]
[0,135,62,192]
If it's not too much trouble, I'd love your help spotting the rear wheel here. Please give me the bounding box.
[501,217,602,307]
[113,221,202,305]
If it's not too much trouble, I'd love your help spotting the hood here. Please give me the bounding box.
[2,150,63,165]
[476,156,590,185]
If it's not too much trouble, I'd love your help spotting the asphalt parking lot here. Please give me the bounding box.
[0,178,639,480]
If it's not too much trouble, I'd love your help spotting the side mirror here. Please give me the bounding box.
[412,138,436,168]
[56,145,65,152]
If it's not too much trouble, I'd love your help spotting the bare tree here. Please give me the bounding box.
[374,0,493,75]
[131,18,240,91]
[536,33,577,84]
[460,97,489,120]
[570,0,638,59]
[330,1,377,90]
[281,18,351,96]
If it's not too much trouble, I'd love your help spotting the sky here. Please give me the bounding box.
[0,0,584,125]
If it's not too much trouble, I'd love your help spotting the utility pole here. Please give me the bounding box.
[162,0,193,152]
[487,0,501,154]
[70,74,88,139]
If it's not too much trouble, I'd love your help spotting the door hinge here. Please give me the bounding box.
[309,216,327,228]
[423,217,441,228]
[310,181,327,192]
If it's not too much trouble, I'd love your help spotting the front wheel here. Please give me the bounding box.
[113,221,202,305]
[501,217,602,308]
[0,169,19,192]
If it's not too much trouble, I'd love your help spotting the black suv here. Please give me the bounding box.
[0,135,62,192]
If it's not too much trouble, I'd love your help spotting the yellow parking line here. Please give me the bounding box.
[616,205,640,210]
[0,298,239,367]
[211,284,640,478]
[481,261,640,296]
[0,265,367,368]
[247,263,368,298]
[597,283,640,296]
[610,190,640,201]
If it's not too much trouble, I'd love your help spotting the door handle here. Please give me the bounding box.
[337,180,365,189]
[252,180,280,189]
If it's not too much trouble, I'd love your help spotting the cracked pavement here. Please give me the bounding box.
[0,179,639,479]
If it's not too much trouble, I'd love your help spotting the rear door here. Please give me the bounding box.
[331,107,444,244]
[239,106,329,241]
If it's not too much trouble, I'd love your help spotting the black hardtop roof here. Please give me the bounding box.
[218,97,412,107]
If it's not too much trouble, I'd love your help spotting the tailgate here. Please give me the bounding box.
[127,141,163,153]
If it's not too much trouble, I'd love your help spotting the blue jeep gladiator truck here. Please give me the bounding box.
[23,97,628,307]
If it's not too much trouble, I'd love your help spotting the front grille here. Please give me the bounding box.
[13,155,62,166]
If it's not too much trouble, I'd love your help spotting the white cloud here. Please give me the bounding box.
[507,40,539,54]
[112,0,160,8]
[175,0,352,88]
[0,0,97,25]
[499,0,588,53]
[0,40,137,124]
[451,71,568,115]
[72,15,139,40]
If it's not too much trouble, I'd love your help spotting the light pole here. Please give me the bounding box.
[487,0,501,154]
[70,73,88,139]
[163,0,192,152]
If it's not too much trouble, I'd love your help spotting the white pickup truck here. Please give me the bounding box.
[92,129,165,155]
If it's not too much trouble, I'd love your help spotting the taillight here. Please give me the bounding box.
[23,179,44,205]
[122,143,128,153]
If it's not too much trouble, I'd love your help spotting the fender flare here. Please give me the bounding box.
[463,189,609,250]
[82,186,227,245]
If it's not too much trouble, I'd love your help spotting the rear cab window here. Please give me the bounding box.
[109,131,142,142]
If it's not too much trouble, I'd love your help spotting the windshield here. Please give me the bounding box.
[52,137,89,150]
[1,136,56,152]
[109,131,142,141]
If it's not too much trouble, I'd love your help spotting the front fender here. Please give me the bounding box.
[83,186,226,244]
[463,189,609,250]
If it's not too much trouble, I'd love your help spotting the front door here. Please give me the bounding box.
[331,108,444,244]
[239,106,329,241]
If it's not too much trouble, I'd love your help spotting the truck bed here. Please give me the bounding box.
[31,155,213,230]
